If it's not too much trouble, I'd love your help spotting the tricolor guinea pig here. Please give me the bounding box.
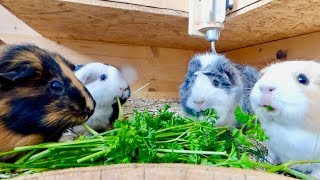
[0,44,95,155]
[71,63,134,134]
[250,60,320,178]
[179,53,259,127]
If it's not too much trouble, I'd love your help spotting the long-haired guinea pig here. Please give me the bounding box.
[0,44,95,154]
[250,60,320,178]
[71,62,133,134]
[180,53,259,127]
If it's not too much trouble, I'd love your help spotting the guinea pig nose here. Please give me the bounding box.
[259,85,276,94]
[84,107,94,116]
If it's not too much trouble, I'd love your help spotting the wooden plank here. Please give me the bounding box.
[0,0,210,51]
[53,38,196,99]
[226,0,272,19]
[224,31,320,69]
[100,0,188,12]
[0,4,92,64]
[188,0,268,38]
[219,0,320,52]
[3,0,320,53]
[1,34,195,99]
[60,0,188,16]
[3,0,320,52]
[0,4,194,99]
[13,164,294,180]
[0,5,40,36]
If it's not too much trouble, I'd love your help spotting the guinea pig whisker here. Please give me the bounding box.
[132,83,150,95]
[313,133,320,155]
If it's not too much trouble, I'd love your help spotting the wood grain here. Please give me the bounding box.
[2,0,320,51]
[12,164,294,180]
[53,38,197,99]
[224,31,320,69]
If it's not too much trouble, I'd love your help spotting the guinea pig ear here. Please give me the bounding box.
[74,64,85,71]
[120,66,138,85]
[75,70,97,85]
[0,63,36,82]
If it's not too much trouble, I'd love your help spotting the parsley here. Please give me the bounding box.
[0,105,317,179]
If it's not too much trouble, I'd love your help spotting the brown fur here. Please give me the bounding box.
[0,122,44,153]
[0,44,95,157]
[43,102,86,127]
[55,56,94,110]
[11,50,42,70]
[0,99,10,117]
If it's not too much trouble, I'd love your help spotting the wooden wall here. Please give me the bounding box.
[2,1,320,99]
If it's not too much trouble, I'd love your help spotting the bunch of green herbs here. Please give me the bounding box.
[0,105,316,179]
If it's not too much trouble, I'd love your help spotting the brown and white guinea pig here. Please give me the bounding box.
[250,60,320,178]
[0,44,95,154]
[180,53,259,127]
[71,63,136,134]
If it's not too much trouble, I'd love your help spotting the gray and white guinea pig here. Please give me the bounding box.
[250,60,320,178]
[179,52,259,127]
[0,44,95,156]
[71,62,136,134]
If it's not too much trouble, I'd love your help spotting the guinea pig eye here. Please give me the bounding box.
[212,80,219,87]
[297,73,309,85]
[100,74,107,81]
[50,81,63,92]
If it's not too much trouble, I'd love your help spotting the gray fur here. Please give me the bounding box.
[179,53,259,117]
[235,65,260,113]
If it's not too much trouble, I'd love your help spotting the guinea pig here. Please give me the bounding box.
[250,60,320,178]
[179,52,259,127]
[0,44,95,154]
[71,62,132,134]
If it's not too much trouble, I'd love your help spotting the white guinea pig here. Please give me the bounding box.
[250,60,320,178]
[180,53,259,127]
[71,63,136,134]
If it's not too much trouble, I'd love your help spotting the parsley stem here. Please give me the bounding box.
[156,129,190,143]
[77,148,111,163]
[154,123,196,134]
[155,149,228,156]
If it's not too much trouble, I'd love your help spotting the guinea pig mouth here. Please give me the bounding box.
[260,105,276,112]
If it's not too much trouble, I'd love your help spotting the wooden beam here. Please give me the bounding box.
[219,0,320,52]
[224,31,320,69]
[92,0,188,12]
[226,0,272,19]
[188,0,270,38]
[0,0,210,51]
[0,4,92,64]
[3,0,310,52]
[0,3,195,99]
[0,5,40,36]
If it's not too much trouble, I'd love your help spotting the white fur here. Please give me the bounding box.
[72,63,131,133]
[250,61,320,177]
[198,53,220,69]
[120,66,138,85]
[186,73,237,127]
